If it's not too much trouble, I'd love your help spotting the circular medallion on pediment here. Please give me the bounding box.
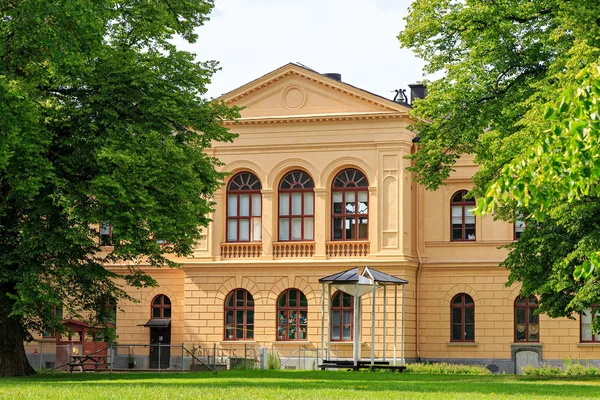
[282,85,306,109]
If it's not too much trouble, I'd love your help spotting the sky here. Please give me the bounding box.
[175,0,426,100]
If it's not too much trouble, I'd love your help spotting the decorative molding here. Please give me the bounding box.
[221,112,405,126]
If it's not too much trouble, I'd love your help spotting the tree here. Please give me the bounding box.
[0,1,238,376]
[399,1,600,321]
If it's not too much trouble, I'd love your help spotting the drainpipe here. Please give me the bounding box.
[412,140,423,361]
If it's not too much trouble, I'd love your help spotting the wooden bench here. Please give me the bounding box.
[68,355,110,372]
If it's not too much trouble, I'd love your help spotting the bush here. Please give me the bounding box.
[405,362,491,375]
[521,364,562,376]
[522,359,600,376]
[267,351,280,370]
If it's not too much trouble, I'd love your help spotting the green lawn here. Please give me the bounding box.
[2,370,600,399]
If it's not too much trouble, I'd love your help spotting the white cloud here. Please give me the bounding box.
[176,0,425,100]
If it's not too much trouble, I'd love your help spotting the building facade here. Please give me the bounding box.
[27,63,600,373]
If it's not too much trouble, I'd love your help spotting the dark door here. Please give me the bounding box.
[149,327,171,369]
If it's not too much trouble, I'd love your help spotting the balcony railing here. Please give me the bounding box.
[326,241,370,257]
[221,243,262,259]
[273,242,315,258]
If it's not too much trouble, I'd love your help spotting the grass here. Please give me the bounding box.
[2,370,600,399]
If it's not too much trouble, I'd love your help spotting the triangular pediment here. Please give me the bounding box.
[217,63,410,120]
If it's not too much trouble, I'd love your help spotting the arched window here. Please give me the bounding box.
[151,295,171,318]
[330,290,353,341]
[278,171,314,241]
[277,289,308,341]
[451,190,476,241]
[451,293,474,342]
[331,169,369,241]
[515,295,539,342]
[227,172,262,242]
[224,289,254,340]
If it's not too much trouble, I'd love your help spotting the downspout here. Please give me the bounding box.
[412,140,423,361]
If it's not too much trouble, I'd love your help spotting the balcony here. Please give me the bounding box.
[220,242,262,259]
[326,241,370,257]
[273,242,315,258]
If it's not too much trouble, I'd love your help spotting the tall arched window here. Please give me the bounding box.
[451,293,474,342]
[277,289,308,341]
[151,295,171,318]
[224,289,254,340]
[331,168,369,240]
[451,190,476,241]
[227,172,262,242]
[278,171,314,241]
[330,290,353,341]
[515,295,539,342]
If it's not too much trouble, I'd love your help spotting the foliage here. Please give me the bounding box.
[399,0,600,318]
[267,351,280,370]
[521,364,563,376]
[522,360,600,376]
[405,362,491,375]
[0,0,238,376]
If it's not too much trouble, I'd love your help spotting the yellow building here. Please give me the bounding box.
[27,63,600,373]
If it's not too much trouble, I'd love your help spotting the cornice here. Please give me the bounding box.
[421,263,506,271]
[225,70,402,113]
[222,112,406,126]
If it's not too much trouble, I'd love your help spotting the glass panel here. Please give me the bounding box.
[582,323,593,341]
[332,192,343,214]
[279,193,289,216]
[247,311,254,325]
[452,296,463,305]
[153,296,162,305]
[342,325,351,340]
[304,218,314,240]
[345,218,356,239]
[299,325,307,340]
[240,194,250,217]
[240,220,250,241]
[516,321,526,341]
[246,293,254,306]
[358,218,368,239]
[236,290,244,307]
[464,208,475,224]
[246,325,254,339]
[278,325,286,340]
[464,295,474,305]
[332,218,343,240]
[236,324,244,339]
[343,311,352,325]
[252,218,261,241]
[252,194,261,216]
[291,193,302,215]
[582,309,593,324]
[227,220,237,241]
[332,325,340,340]
[288,310,297,324]
[452,308,461,323]
[278,310,287,325]
[343,293,352,307]
[163,297,171,305]
[279,219,289,241]
[358,191,368,214]
[163,308,171,318]
[100,224,111,235]
[291,218,302,240]
[515,297,526,306]
[452,192,463,202]
[451,206,463,224]
[345,192,355,213]
[465,308,474,324]
[236,310,244,324]
[332,291,340,305]
[332,311,340,325]
[452,228,463,240]
[299,311,307,325]
[465,227,475,240]
[288,326,296,339]
[465,324,475,341]
[226,293,234,307]
[528,323,539,341]
[529,310,539,324]
[300,293,307,307]
[226,310,234,324]
[225,326,234,339]
[278,293,287,307]
[516,308,525,324]
[304,193,314,215]
[227,195,237,217]
[152,308,161,318]
[451,324,461,341]
[289,290,297,307]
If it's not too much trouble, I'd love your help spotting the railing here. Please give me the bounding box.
[273,242,315,258]
[221,243,262,258]
[326,241,370,257]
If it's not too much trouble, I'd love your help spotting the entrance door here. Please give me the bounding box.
[149,327,171,369]
[515,350,539,374]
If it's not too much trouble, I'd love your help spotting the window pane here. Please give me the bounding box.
[279,193,289,216]
[516,308,525,324]
[246,326,254,339]
[465,324,475,341]
[332,325,340,340]
[358,191,368,214]
[465,308,474,324]
[240,194,250,216]
[228,195,237,217]
[227,220,238,241]
[304,218,314,240]
[288,326,296,339]
[452,324,462,341]
[100,224,111,235]
[226,310,234,324]
[582,309,593,324]
[163,308,171,318]
[278,293,287,307]
[289,290,297,307]
[299,310,307,324]
[342,325,351,340]
[236,325,244,339]
[465,226,475,240]
[582,323,593,341]
[252,218,261,241]
[240,220,250,241]
[226,326,234,339]
[252,194,261,216]
[291,193,302,215]
[288,310,296,324]
[163,297,171,305]
[343,311,352,325]
[300,293,307,307]
[246,294,254,306]
[278,311,287,324]
[452,296,463,305]
[226,294,234,307]
[464,208,475,224]
[358,218,368,239]
[345,218,356,239]
[464,295,474,305]
[345,192,355,213]
[333,218,343,240]
[332,311,340,325]
[247,311,254,325]
[529,311,539,324]
[332,192,343,214]
[452,308,461,323]
[236,291,244,307]
[279,219,290,241]
[516,321,526,341]
[152,308,161,318]
[343,293,352,307]
[304,193,314,215]
[452,228,463,240]
[291,218,302,240]
[529,324,539,341]
[236,310,244,325]
[153,296,162,305]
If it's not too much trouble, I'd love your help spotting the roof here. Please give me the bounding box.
[319,267,408,285]
[139,318,171,328]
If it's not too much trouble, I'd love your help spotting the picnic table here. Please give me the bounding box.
[319,359,406,372]
[68,354,110,372]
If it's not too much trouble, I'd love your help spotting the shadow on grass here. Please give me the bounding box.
[5,370,600,398]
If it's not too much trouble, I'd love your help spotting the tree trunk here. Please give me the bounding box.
[0,297,36,377]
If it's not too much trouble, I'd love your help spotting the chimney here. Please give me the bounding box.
[408,84,426,104]
[323,73,342,82]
